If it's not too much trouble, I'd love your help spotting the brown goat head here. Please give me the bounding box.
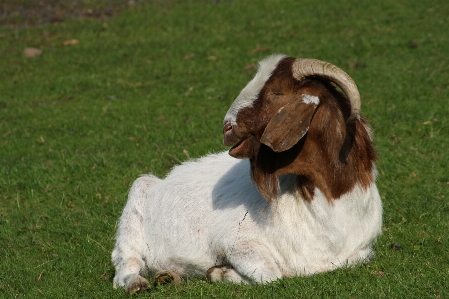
[223,55,377,201]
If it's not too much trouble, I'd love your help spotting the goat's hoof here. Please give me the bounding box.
[125,275,150,295]
[154,270,182,286]
[206,265,228,282]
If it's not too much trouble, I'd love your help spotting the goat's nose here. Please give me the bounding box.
[223,121,233,136]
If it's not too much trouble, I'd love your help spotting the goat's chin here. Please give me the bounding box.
[228,137,253,159]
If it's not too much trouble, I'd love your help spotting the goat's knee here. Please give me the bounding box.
[206,266,250,284]
[124,274,150,295]
[154,270,182,286]
[112,257,145,289]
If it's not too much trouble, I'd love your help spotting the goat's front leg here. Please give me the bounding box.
[206,265,250,284]
[154,270,182,286]
[208,241,282,284]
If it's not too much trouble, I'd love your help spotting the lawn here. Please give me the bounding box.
[1,0,448,298]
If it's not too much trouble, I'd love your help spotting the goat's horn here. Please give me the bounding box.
[292,58,361,123]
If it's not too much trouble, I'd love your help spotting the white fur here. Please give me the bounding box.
[224,54,286,125]
[302,94,320,105]
[112,152,382,286]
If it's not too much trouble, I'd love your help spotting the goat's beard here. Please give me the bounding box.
[250,163,280,201]
[249,144,281,201]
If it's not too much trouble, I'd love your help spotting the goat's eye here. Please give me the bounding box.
[271,90,284,96]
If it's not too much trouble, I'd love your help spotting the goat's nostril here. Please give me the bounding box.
[224,122,233,135]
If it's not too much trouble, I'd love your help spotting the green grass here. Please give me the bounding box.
[1,0,449,297]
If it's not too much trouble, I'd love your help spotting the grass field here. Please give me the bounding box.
[1,0,448,298]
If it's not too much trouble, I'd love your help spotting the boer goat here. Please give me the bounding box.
[112,54,382,294]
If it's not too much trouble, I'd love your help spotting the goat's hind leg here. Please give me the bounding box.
[111,175,160,294]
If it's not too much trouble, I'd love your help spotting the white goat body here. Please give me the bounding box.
[112,152,382,287]
[112,54,382,292]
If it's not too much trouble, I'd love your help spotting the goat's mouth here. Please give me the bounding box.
[223,122,252,157]
[228,137,248,151]
[224,129,249,148]
[228,136,253,158]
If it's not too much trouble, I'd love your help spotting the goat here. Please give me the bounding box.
[111,54,382,294]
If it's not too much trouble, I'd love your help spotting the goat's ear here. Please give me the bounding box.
[260,95,319,152]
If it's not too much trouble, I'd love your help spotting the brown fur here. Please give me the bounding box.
[228,57,377,202]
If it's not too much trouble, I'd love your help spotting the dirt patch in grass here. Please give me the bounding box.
[0,0,137,28]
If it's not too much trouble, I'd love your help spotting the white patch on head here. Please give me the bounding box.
[302,94,320,105]
[224,54,287,125]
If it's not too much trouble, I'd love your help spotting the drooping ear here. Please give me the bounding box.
[260,94,319,152]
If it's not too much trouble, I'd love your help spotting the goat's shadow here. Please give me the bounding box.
[211,158,269,221]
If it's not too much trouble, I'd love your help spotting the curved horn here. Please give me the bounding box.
[292,58,361,123]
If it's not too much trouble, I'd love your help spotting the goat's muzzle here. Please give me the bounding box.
[223,121,241,146]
